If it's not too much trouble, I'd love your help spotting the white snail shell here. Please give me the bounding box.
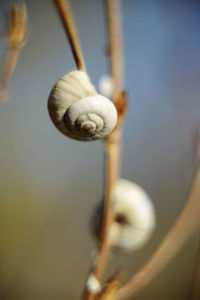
[86,274,101,294]
[48,70,117,141]
[91,179,156,252]
[99,74,113,99]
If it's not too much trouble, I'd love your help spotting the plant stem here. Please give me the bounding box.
[192,235,200,300]
[117,136,200,300]
[0,48,20,98]
[83,131,122,300]
[0,4,27,100]
[83,128,122,300]
[98,129,122,280]
[82,1,124,299]
[106,0,123,100]
[54,0,87,73]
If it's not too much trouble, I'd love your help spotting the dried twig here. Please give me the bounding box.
[82,129,123,300]
[117,135,200,300]
[54,1,126,299]
[105,0,123,100]
[54,0,87,72]
[95,128,122,280]
[0,3,27,99]
[99,271,124,300]
[83,1,125,299]
[93,0,125,282]
[192,236,200,300]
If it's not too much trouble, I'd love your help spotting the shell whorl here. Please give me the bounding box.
[91,179,156,253]
[48,70,117,141]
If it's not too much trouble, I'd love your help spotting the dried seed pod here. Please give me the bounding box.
[91,179,156,252]
[48,70,117,141]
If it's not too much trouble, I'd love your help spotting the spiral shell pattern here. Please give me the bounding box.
[91,179,156,252]
[48,70,117,141]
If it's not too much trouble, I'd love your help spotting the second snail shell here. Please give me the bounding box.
[91,179,156,252]
[48,70,117,141]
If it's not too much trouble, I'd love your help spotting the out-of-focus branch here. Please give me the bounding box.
[192,235,200,300]
[93,0,126,284]
[82,1,126,299]
[117,134,200,300]
[0,3,27,100]
[54,0,87,73]
[192,132,200,300]
[95,127,122,281]
[99,271,124,300]
[106,0,123,101]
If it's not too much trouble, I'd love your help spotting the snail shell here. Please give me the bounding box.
[99,74,113,99]
[48,70,117,141]
[91,179,156,252]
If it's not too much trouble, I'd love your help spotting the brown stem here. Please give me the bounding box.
[54,0,87,72]
[82,0,124,299]
[0,4,27,100]
[117,139,200,300]
[83,129,122,300]
[0,48,20,98]
[192,235,200,300]
[97,129,122,280]
[93,0,124,283]
[106,0,123,100]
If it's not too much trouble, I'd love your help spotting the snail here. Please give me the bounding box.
[86,274,101,294]
[99,74,113,99]
[48,70,117,141]
[91,179,156,252]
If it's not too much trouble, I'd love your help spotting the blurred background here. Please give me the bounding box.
[0,0,200,299]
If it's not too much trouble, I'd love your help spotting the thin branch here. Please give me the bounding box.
[82,130,122,300]
[106,0,123,101]
[95,128,122,280]
[117,135,200,300]
[93,0,125,283]
[82,0,124,299]
[54,0,87,73]
[99,270,125,300]
[192,234,200,300]
[0,3,27,100]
